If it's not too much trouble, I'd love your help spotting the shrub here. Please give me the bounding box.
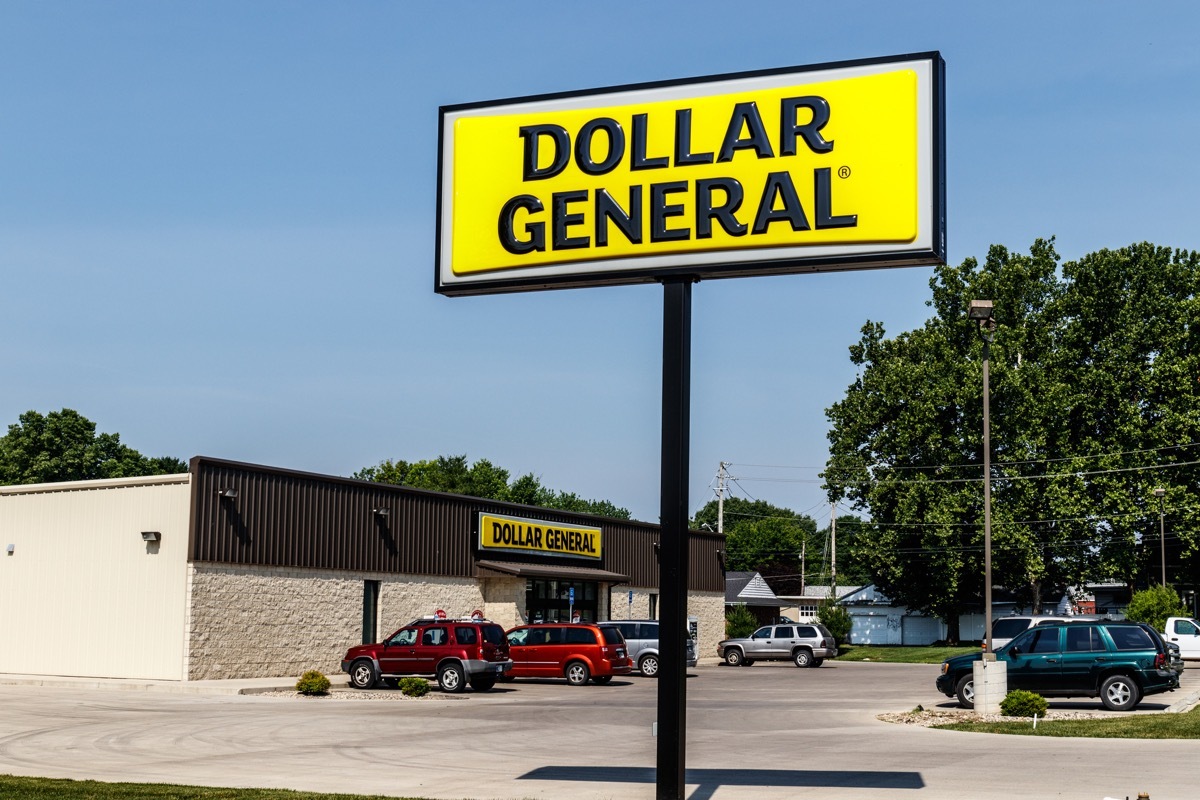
[398,677,429,697]
[1000,689,1048,718]
[1124,585,1188,632]
[725,604,757,639]
[295,670,331,695]
[817,598,853,644]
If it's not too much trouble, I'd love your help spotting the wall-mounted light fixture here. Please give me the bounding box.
[141,531,162,542]
[217,488,239,499]
[716,548,726,572]
[372,508,390,517]
[5,544,13,555]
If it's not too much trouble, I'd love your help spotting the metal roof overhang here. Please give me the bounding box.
[475,559,629,584]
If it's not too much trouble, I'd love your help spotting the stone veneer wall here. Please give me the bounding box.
[187,564,516,680]
[609,587,725,665]
[186,564,715,679]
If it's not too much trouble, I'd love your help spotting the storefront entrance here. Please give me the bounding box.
[526,578,598,623]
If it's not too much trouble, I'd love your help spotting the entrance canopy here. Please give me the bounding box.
[475,559,629,584]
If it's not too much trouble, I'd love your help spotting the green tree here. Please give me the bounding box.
[725,603,757,639]
[353,455,631,519]
[0,409,186,485]
[815,514,874,584]
[817,597,852,644]
[1123,585,1188,632]
[824,241,1200,641]
[692,497,819,589]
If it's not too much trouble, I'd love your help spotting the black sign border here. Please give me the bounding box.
[435,51,945,297]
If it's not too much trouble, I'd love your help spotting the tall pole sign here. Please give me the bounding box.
[437,52,945,800]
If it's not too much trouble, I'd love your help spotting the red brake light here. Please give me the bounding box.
[1155,652,1166,669]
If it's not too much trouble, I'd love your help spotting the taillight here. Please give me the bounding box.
[1155,652,1166,669]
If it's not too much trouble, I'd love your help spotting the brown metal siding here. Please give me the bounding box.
[189,456,724,591]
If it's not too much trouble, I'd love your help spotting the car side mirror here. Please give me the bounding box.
[1008,645,1020,656]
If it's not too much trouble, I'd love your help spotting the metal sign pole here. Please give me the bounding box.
[656,277,692,800]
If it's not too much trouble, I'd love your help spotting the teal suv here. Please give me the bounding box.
[937,620,1181,711]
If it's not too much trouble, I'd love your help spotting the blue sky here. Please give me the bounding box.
[2,2,1198,523]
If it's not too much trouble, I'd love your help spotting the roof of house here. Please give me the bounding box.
[775,585,862,602]
[724,571,781,606]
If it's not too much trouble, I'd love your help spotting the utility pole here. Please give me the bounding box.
[715,461,729,534]
[801,540,806,597]
[830,504,837,594]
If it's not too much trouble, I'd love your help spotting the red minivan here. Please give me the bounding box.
[504,623,633,685]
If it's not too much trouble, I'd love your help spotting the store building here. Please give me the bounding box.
[0,456,725,681]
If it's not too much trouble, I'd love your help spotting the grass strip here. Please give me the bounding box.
[0,775,428,800]
[934,705,1200,738]
[834,645,978,664]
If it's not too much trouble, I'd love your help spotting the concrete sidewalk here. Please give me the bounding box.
[0,672,348,695]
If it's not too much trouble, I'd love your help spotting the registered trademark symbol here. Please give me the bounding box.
[838,166,851,179]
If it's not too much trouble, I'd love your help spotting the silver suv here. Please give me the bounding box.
[599,620,698,676]
[718,623,838,668]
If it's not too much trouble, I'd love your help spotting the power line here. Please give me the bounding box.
[764,458,1200,486]
[733,440,1200,475]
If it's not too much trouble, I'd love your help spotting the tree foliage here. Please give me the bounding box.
[824,241,1200,640]
[724,603,758,639]
[692,497,819,589]
[817,597,852,644]
[353,454,631,519]
[0,409,186,485]
[1123,585,1189,632]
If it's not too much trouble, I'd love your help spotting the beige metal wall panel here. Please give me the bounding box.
[0,476,190,679]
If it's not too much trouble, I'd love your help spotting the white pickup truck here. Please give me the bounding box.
[1163,617,1200,659]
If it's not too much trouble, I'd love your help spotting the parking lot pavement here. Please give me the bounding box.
[0,663,1196,800]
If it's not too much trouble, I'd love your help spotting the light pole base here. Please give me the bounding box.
[973,659,1007,714]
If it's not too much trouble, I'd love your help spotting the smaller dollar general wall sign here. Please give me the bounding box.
[479,512,603,560]
[436,53,944,296]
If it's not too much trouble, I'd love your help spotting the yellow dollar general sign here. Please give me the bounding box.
[478,512,603,560]
[436,53,944,296]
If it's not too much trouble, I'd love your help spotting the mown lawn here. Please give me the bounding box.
[0,776,421,800]
[834,644,978,664]
[934,705,1200,738]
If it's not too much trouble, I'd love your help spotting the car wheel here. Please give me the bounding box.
[793,649,813,668]
[1100,674,1140,711]
[565,661,591,686]
[469,675,496,692]
[639,654,660,677]
[955,674,975,709]
[592,675,613,685]
[349,659,377,690]
[811,658,824,668]
[724,649,744,667]
[437,662,466,693]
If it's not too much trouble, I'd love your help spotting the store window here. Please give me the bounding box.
[525,578,599,623]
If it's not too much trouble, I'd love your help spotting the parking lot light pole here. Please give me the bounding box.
[968,299,996,654]
[1154,487,1166,586]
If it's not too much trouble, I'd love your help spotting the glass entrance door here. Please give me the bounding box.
[526,579,598,623]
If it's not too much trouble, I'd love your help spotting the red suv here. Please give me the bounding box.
[341,617,512,693]
[504,623,633,685]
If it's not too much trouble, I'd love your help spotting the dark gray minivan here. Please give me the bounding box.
[600,620,698,676]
